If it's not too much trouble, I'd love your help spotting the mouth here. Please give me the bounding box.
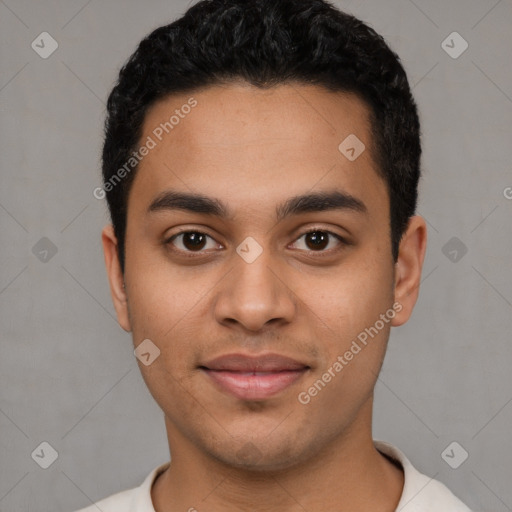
[199,353,310,401]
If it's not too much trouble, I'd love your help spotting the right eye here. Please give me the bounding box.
[166,231,223,254]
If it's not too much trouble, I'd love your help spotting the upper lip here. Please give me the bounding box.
[201,353,309,372]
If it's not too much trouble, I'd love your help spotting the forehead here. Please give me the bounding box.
[130,83,387,218]
[143,82,374,159]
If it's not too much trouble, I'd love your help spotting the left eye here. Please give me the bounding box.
[291,230,343,251]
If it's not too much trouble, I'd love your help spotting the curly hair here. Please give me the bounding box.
[102,0,421,271]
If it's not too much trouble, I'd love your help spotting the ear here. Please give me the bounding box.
[101,224,132,332]
[391,216,427,327]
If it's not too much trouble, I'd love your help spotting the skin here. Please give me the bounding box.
[102,82,427,512]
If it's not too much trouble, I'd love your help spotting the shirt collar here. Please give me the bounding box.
[130,461,169,512]
[130,441,456,512]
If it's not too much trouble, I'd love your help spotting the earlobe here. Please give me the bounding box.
[101,225,132,332]
[391,216,427,327]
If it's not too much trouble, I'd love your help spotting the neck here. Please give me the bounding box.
[152,400,404,512]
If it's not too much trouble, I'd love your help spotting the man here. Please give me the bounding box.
[78,0,472,510]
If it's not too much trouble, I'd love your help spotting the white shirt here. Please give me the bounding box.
[74,441,472,511]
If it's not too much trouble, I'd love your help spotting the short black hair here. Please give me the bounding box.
[102,0,421,272]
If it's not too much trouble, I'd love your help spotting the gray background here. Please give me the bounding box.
[1,0,511,511]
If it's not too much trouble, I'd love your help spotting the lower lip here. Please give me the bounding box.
[202,368,308,400]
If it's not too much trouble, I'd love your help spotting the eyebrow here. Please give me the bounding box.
[148,189,367,221]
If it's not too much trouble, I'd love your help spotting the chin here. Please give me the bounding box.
[216,447,300,473]
[203,430,314,473]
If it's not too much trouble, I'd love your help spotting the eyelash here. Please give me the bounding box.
[164,228,347,258]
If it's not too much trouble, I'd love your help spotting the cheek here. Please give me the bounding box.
[124,245,208,339]
[295,255,394,345]
[123,249,224,398]
[124,260,204,408]
[295,271,394,421]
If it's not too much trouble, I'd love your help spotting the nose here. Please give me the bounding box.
[213,248,296,333]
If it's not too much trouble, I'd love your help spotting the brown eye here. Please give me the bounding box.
[168,231,220,253]
[291,229,344,252]
[304,231,329,250]
[181,232,207,251]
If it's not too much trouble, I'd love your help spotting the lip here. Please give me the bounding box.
[200,353,310,401]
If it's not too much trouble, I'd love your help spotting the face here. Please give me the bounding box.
[103,83,426,471]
